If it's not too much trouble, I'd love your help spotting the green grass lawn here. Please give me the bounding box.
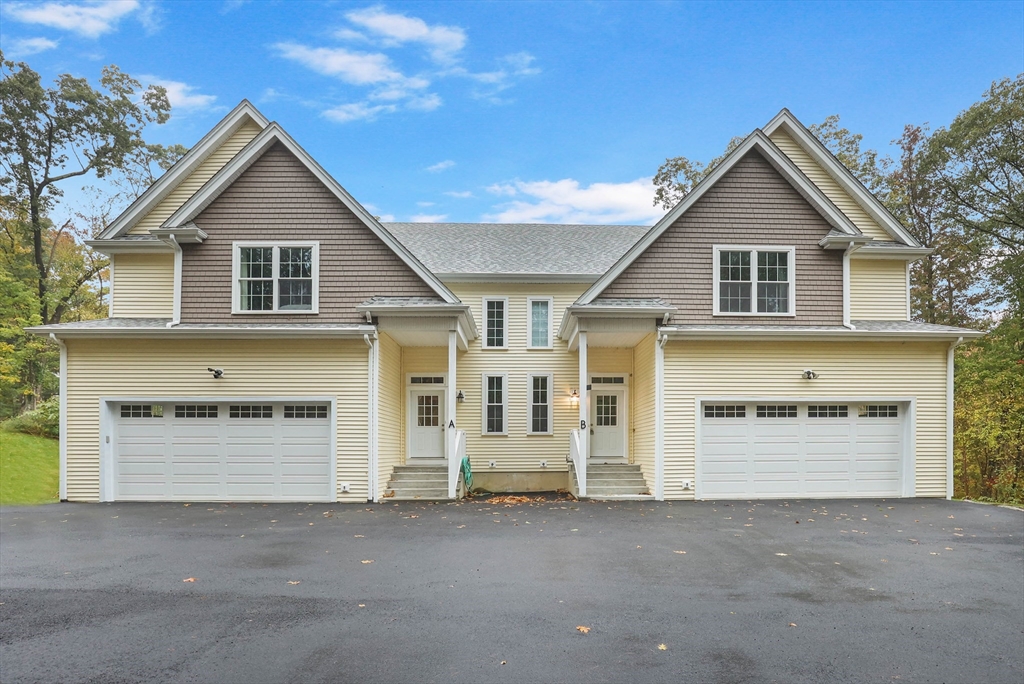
[0,430,59,505]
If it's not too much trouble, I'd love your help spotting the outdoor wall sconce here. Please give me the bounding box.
[802,369,819,380]
[207,367,224,379]
[456,390,465,403]
[569,389,580,403]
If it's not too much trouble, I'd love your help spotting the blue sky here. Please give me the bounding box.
[2,0,1022,226]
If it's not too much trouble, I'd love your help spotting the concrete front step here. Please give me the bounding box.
[583,464,651,499]
[384,489,449,500]
[389,471,448,482]
[391,466,447,473]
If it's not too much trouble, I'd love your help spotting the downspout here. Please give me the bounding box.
[946,335,963,500]
[655,332,668,500]
[364,332,378,502]
[842,243,858,330]
[49,333,68,501]
[166,233,182,328]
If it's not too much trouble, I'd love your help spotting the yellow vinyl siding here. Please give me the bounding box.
[110,253,174,317]
[850,259,908,320]
[447,283,587,472]
[377,332,402,498]
[128,121,263,234]
[769,130,894,241]
[632,333,657,485]
[64,338,369,502]
[662,340,948,500]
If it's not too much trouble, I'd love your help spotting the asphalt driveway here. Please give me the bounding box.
[1,497,1021,684]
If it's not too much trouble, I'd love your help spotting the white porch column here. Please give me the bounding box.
[654,333,666,500]
[578,330,588,461]
[447,329,458,461]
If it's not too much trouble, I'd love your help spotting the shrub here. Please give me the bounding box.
[1,395,59,438]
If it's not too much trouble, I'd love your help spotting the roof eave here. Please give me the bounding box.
[850,245,934,260]
[30,323,378,339]
[437,272,604,284]
[85,239,174,255]
[659,326,984,341]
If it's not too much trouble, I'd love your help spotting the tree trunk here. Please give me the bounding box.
[29,192,48,324]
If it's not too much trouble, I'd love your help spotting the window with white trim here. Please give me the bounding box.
[527,297,553,349]
[483,298,508,348]
[714,246,795,315]
[233,242,319,313]
[482,374,507,434]
[528,374,552,434]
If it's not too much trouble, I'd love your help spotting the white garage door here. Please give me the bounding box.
[113,402,332,501]
[699,402,904,499]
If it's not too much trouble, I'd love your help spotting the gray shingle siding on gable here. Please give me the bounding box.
[598,150,844,326]
[180,143,437,324]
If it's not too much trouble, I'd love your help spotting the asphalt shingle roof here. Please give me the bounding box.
[383,223,650,277]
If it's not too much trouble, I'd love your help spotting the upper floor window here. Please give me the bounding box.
[232,242,319,314]
[483,297,508,348]
[713,246,795,316]
[527,297,553,349]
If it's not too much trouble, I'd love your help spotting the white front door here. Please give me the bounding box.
[409,389,446,459]
[590,388,626,460]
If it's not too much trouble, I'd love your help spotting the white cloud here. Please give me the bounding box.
[416,201,435,207]
[444,190,473,198]
[345,6,466,64]
[484,178,662,225]
[405,93,442,111]
[141,76,217,110]
[411,213,448,223]
[6,0,140,38]
[220,0,250,13]
[426,160,455,173]
[273,43,415,86]
[322,102,397,123]
[5,36,59,57]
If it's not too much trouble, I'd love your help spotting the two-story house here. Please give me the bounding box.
[31,101,981,504]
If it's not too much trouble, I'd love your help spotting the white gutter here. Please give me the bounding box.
[660,328,982,341]
[26,325,378,339]
[49,333,68,501]
[654,332,668,500]
[947,335,963,500]
[166,233,182,328]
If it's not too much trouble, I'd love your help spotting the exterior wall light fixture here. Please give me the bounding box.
[569,389,580,403]
[802,369,819,380]
[456,390,465,403]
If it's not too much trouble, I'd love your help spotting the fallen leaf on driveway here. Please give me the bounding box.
[576,626,591,634]
[183,578,197,583]
[287,581,301,585]
[658,644,667,651]
[500,660,507,665]
[788,623,797,627]
[358,604,365,607]
[673,550,686,554]
[361,560,374,564]
[354,534,364,538]
[775,553,788,556]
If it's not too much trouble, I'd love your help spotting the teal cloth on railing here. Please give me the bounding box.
[460,456,472,491]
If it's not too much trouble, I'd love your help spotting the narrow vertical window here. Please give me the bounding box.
[278,246,313,310]
[719,250,751,313]
[528,298,552,348]
[239,247,274,311]
[484,298,507,348]
[528,374,551,434]
[483,375,506,434]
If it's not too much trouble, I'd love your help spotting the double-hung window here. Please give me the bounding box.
[713,246,795,316]
[482,374,508,435]
[527,297,553,349]
[527,374,553,434]
[483,297,508,349]
[233,242,319,313]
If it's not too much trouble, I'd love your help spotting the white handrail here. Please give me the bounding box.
[449,429,466,499]
[570,428,586,497]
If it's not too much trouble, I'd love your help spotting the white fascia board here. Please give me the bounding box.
[659,326,984,341]
[850,245,934,260]
[162,123,460,306]
[356,302,478,339]
[557,305,673,341]
[150,226,207,244]
[763,109,921,247]
[819,233,872,249]
[577,131,860,305]
[85,239,175,255]
[438,272,603,284]
[26,325,378,339]
[99,100,269,239]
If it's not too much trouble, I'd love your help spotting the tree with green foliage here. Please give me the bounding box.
[0,51,171,325]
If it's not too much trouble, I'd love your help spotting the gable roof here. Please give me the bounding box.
[577,129,863,305]
[763,109,920,246]
[99,100,269,239]
[384,223,649,281]
[160,122,459,304]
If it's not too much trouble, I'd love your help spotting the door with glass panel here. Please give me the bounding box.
[409,390,446,459]
[589,382,627,460]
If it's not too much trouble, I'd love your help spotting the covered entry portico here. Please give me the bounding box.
[357,298,477,500]
[560,299,675,498]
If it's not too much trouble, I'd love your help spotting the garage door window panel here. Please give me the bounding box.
[704,404,746,418]
[859,404,899,418]
[230,405,273,419]
[121,404,163,418]
[808,405,848,418]
[284,405,328,419]
[756,405,797,418]
[175,404,218,418]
